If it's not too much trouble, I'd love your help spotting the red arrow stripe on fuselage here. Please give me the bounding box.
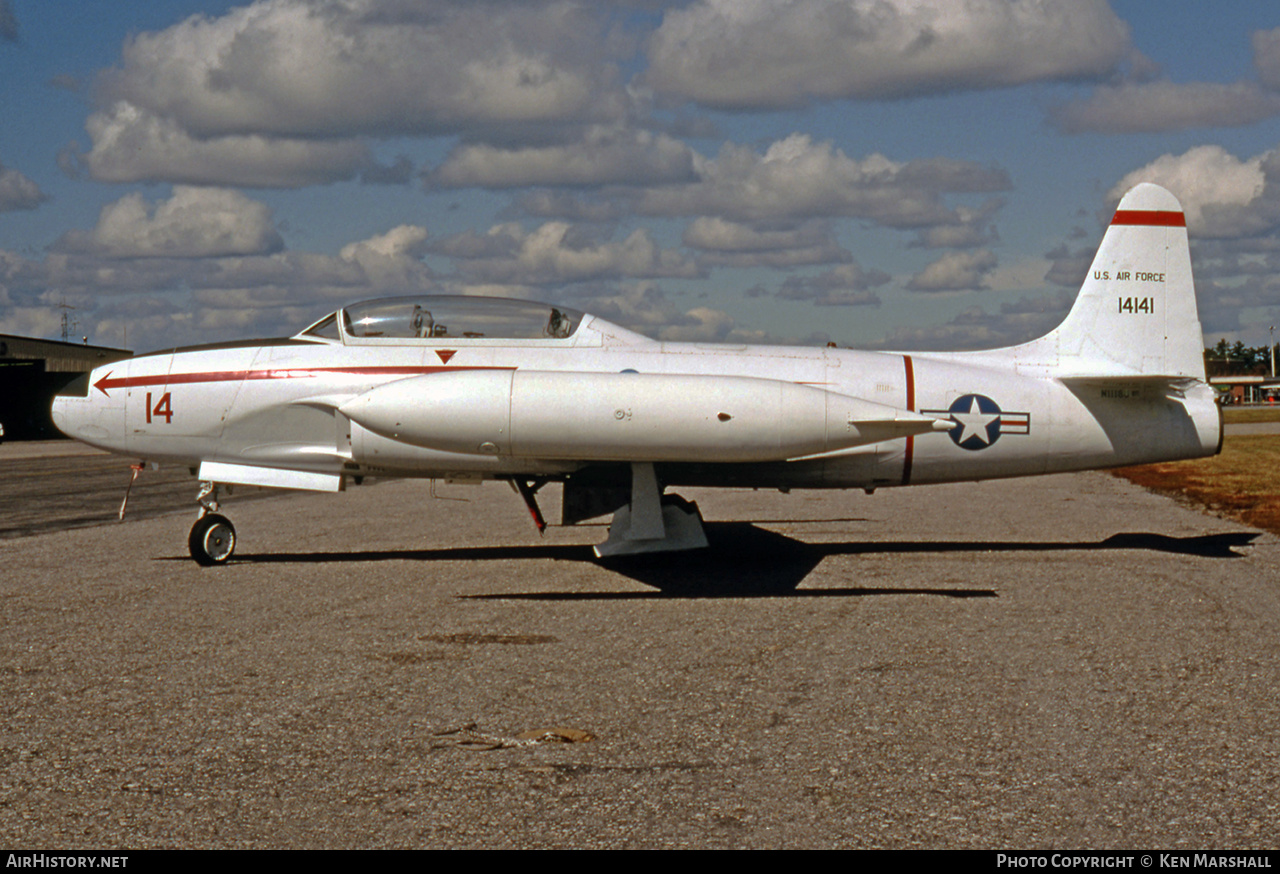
[93,365,513,396]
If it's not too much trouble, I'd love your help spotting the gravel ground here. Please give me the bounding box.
[0,450,1277,849]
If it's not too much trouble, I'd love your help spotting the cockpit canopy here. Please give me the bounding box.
[297,296,582,344]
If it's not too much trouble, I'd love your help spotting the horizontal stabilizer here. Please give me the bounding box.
[1056,374,1209,409]
[1056,374,1201,386]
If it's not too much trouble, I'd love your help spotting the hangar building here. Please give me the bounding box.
[0,335,131,441]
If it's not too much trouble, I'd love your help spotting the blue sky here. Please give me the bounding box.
[2,0,1280,354]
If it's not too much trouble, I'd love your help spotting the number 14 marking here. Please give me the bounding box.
[145,391,173,424]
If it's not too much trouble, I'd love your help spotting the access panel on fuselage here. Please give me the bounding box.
[213,341,434,471]
[124,348,255,463]
[903,356,1055,484]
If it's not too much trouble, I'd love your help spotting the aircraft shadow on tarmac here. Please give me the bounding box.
[224,522,1260,599]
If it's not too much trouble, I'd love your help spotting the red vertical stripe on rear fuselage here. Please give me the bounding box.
[903,355,915,486]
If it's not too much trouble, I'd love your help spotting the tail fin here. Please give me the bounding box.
[1005,183,1205,380]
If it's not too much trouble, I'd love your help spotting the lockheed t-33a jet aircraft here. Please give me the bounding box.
[52,184,1221,565]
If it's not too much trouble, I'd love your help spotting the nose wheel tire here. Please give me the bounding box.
[189,513,236,566]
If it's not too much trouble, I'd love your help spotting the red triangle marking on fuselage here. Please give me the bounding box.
[436,350,456,364]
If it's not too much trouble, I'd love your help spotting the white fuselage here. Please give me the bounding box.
[52,310,1221,494]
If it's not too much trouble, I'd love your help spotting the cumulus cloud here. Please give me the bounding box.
[0,218,443,350]
[179,228,437,305]
[776,263,888,306]
[909,200,1002,249]
[560,282,684,331]
[645,0,1130,109]
[0,162,47,212]
[1043,243,1094,289]
[906,249,998,292]
[874,306,1007,351]
[637,134,1010,226]
[0,306,65,341]
[684,216,825,251]
[1108,145,1274,238]
[1051,27,1280,135]
[54,187,283,258]
[436,221,702,285]
[549,282,763,344]
[1253,28,1280,91]
[506,134,1011,235]
[430,127,696,189]
[95,0,623,139]
[81,102,373,188]
[1049,81,1280,134]
[338,225,434,288]
[1195,273,1280,335]
[656,306,744,342]
[875,291,1072,352]
[682,218,851,268]
[340,225,430,262]
[74,0,633,188]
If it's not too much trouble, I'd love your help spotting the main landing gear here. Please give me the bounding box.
[511,463,709,558]
[189,481,236,566]
[592,463,708,558]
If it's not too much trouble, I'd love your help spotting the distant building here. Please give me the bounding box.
[0,335,132,441]
[1208,375,1280,405]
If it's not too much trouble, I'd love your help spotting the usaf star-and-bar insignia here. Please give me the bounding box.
[920,393,1031,451]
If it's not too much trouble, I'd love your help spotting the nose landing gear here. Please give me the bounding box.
[189,513,236,566]
[189,481,236,566]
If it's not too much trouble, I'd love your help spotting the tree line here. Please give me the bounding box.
[1205,339,1278,377]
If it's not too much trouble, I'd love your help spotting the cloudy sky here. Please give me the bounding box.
[3,0,1280,353]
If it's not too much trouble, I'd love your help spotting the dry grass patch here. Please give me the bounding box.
[1113,435,1280,535]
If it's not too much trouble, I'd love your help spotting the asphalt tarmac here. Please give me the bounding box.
[1,444,1278,848]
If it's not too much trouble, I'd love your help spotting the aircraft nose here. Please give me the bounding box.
[49,373,87,437]
[51,364,129,453]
